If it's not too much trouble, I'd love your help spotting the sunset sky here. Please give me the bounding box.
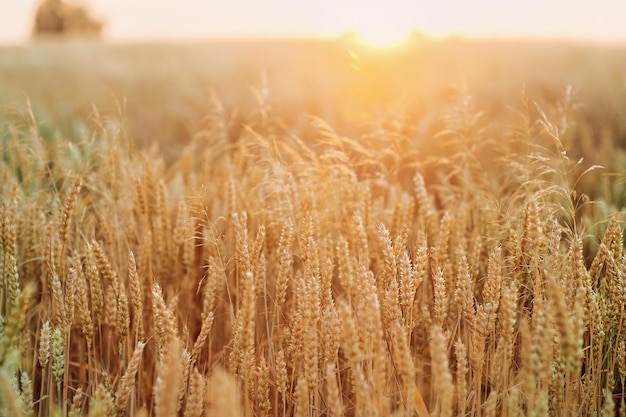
[1,0,625,45]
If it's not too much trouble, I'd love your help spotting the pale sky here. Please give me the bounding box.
[1,0,625,44]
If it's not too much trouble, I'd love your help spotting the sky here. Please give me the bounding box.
[1,0,626,45]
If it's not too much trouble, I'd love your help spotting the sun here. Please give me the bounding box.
[354,28,412,49]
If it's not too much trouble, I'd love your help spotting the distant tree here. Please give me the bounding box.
[32,0,103,38]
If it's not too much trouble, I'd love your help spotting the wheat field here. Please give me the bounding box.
[1,39,626,416]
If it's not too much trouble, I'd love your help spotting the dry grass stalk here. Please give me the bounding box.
[299,233,321,391]
[114,341,146,416]
[59,177,82,271]
[484,390,498,417]
[184,367,205,417]
[618,339,626,385]
[74,266,95,347]
[256,356,271,416]
[116,281,130,352]
[153,180,171,278]
[64,267,77,330]
[455,247,475,333]
[526,294,553,416]
[391,322,415,413]
[128,251,144,341]
[206,368,243,417]
[0,369,21,417]
[275,349,288,398]
[103,284,118,328]
[376,223,397,297]
[275,221,294,309]
[430,325,453,417]
[51,326,64,389]
[1,203,20,313]
[234,269,256,393]
[491,281,518,388]
[521,197,542,270]
[90,383,113,417]
[68,389,84,417]
[190,311,214,366]
[336,236,355,297]
[295,376,310,417]
[232,212,252,278]
[202,256,222,321]
[92,240,118,291]
[20,371,34,417]
[325,363,343,417]
[251,225,266,279]
[320,303,340,373]
[50,273,65,329]
[483,246,502,307]
[431,261,448,326]
[455,339,468,415]
[38,320,51,369]
[152,284,178,358]
[85,243,104,326]
[397,250,414,323]
[414,173,438,245]
[154,338,182,417]
[548,277,577,373]
[435,211,453,284]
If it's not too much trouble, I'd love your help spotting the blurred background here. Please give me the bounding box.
[2,0,626,44]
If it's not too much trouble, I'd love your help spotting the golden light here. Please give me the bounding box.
[354,27,412,49]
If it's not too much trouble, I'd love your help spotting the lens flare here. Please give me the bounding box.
[355,28,411,49]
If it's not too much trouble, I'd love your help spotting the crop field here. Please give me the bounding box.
[1,38,626,416]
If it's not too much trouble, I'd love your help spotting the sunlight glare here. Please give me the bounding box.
[355,27,411,49]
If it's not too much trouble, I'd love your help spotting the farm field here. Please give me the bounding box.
[1,38,626,416]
